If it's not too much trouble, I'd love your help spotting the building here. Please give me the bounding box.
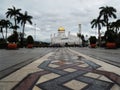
[51,26,82,46]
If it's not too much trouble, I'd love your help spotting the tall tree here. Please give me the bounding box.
[6,6,21,31]
[4,20,12,39]
[0,20,4,39]
[10,25,19,31]
[91,17,105,46]
[99,6,117,31]
[110,19,120,34]
[17,11,32,39]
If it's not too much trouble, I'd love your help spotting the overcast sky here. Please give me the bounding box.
[0,0,120,42]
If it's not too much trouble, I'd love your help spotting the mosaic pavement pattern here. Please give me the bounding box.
[12,48,120,90]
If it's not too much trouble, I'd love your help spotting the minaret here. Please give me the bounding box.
[50,34,52,44]
[68,31,70,37]
[54,33,55,37]
[78,24,81,45]
[78,24,81,34]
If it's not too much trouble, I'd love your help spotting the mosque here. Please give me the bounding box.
[51,26,82,46]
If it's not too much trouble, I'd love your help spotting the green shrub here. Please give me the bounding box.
[89,36,97,44]
[26,35,34,44]
[7,31,18,43]
[0,38,7,49]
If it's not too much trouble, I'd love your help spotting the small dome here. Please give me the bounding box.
[58,26,65,31]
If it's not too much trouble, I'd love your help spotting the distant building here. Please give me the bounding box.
[51,26,82,46]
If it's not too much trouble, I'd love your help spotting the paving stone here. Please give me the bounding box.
[0,81,18,90]
[77,76,114,90]
[64,80,88,90]
[84,72,101,79]
[111,84,120,90]
[32,86,42,90]
[36,73,60,84]
[4,48,120,90]
[79,63,89,67]
[98,76,113,83]
[64,68,77,72]
[49,64,59,68]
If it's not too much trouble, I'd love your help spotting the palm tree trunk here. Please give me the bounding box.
[5,27,7,40]
[1,27,4,39]
[21,23,25,47]
[14,16,17,31]
[98,29,101,47]
[23,24,25,39]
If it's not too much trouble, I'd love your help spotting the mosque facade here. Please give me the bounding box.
[51,26,82,46]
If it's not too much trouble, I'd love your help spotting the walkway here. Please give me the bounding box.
[0,48,120,90]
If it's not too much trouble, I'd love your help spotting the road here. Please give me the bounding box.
[71,47,120,67]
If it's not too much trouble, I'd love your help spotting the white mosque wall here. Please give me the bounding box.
[51,27,82,46]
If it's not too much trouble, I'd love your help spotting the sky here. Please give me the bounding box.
[0,0,120,42]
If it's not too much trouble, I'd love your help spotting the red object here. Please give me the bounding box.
[90,44,96,48]
[106,42,116,49]
[8,43,17,49]
[27,44,33,48]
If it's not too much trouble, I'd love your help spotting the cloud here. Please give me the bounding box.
[1,0,120,41]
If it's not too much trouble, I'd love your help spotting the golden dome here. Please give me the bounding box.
[58,26,65,31]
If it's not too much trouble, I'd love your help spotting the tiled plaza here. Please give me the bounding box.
[0,48,120,90]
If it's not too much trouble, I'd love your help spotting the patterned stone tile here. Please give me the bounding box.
[55,60,66,65]
[1,70,29,82]
[64,80,88,90]
[48,64,59,68]
[84,72,101,79]
[11,48,120,90]
[0,81,18,90]
[51,60,59,63]
[93,70,120,85]
[75,60,84,63]
[111,84,120,90]
[32,86,42,90]
[99,75,113,83]
[77,76,114,90]
[64,62,73,64]
[36,73,60,84]
[79,63,89,67]
[96,67,104,70]
[64,68,77,72]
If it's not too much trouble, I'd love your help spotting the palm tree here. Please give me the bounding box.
[4,20,12,39]
[10,25,19,31]
[110,19,120,34]
[99,6,117,31]
[0,19,6,39]
[17,11,32,39]
[91,17,105,46]
[6,6,21,31]
[17,11,32,47]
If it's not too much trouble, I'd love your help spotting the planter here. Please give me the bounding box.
[90,44,96,48]
[27,44,33,48]
[8,43,17,49]
[106,42,116,49]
